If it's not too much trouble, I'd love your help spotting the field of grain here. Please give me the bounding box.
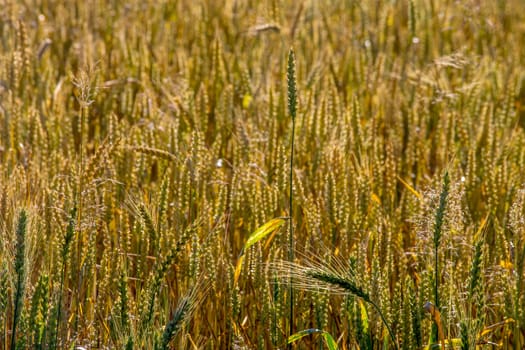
[1,0,525,349]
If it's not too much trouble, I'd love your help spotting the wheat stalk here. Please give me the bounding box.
[286,47,298,346]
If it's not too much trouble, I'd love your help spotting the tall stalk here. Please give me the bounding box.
[287,48,297,347]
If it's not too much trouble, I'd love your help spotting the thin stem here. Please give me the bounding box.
[369,300,399,350]
[288,116,295,345]
[434,244,439,309]
[75,104,86,335]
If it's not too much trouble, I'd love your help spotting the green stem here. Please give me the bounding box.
[435,244,439,310]
[288,115,295,347]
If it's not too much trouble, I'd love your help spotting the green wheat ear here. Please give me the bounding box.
[431,171,450,343]
[12,210,28,350]
[54,207,77,348]
[433,172,450,253]
[287,48,297,121]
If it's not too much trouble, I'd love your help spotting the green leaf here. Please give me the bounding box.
[359,299,369,334]
[321,332,338,350]
[244,218,286,252]
[287,329,338,350]
[287,328,322,343]
[234,218,286,284]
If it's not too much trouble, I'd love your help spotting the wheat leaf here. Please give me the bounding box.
[287,329,338,350]
[234,218,286,284]
[244,218,286,252]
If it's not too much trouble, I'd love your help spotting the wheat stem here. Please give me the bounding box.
[287,48,297,346]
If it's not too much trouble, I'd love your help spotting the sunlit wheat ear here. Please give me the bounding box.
[124,195,159,250]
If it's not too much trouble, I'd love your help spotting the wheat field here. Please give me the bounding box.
[1,0,525,349]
